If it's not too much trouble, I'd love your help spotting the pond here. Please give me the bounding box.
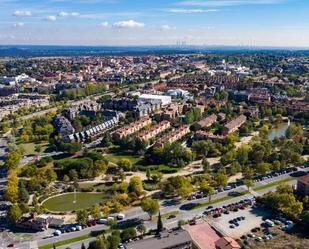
[268,123,289,141]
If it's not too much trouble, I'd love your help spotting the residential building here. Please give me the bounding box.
[113,117,152,139]
[297,175,309,195]
[54,115,75,138]
[137,121,171,141]
[66,115,119,142]
[222,115,247,136]
[215,237,240,249]
[156,125,190,146]
[126,230,192,249]
[184,222,220,249]
[138,94,172,107]
[192,114,217,131]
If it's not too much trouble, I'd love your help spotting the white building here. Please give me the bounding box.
[138,94,172,106]
[166,89,189,98]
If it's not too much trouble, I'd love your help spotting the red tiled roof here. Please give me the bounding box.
[215,237,240,249]
[298,175,309,184]
[184,222,220,249]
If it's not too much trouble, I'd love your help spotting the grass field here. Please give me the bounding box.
[253,177,293,191]
[39,234,91,249]
[183,190,250,211]
[19,142,48,155]
[105,152,142,165]
[42,192,109,212]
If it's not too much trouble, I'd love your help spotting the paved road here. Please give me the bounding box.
[34,169,305,248]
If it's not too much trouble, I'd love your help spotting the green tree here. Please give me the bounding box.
[156,211,163,234]
[107,231,121,249]
[7,204,22,224]
[128,176,144,198]
[201,184,215,203]
[244,179,254,191]
[6,150,21,169]
[121,228,137,242]
[141,199,160,220]
[91,204,101,219]
[76,209,88,226]
[117,159,133,172]
[136,224,147,235]
[202,158,210,173]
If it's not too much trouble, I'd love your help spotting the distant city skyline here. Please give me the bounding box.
[0,0,309,47]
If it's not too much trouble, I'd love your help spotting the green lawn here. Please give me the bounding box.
[105,152,142,165]
[39,234,91,249]
[42,192,110,212]
[19,142,48,155]
[185,190,249,211]
[253,177,293,191]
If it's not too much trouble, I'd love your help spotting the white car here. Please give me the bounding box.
[117,213,125,220]
[54,230,62,236]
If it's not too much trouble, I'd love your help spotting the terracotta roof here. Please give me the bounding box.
[298,175,309,184]
[215,237,240,249]
[184,222,220,249]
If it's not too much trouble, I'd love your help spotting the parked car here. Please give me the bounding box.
[117,213,126,220]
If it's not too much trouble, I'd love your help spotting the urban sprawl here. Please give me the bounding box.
[0,53,309,249]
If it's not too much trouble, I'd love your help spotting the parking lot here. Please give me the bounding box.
[208,206,270,238]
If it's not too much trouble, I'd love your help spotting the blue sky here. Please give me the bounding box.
[0,0,309,47]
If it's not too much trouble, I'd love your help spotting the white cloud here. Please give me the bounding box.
[13,10,32,17]
[168,8,217,14]
[46,15,57,21]
[99,22,109,28]
[113,20,145,28]
[58,11,80,17]
[179,0,287,7]
[13,22,24,28]
[160,25,174,31]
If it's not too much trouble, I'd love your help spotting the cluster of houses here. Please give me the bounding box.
[156,125,190,146]
[65,115,119,143]
[113,117,152,139]
[0,93,50,121]
[137,121,171,142]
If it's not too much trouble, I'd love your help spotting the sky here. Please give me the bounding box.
[0,0,309,47]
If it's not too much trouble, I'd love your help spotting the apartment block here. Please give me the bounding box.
[222,115,247,136]
[156,125,190,146]
[192,114,217,131]
[113,117,152,139]
[137,121,171,141]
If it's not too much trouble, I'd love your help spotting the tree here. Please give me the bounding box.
[215,171,228,188]
[76,209,88,226]
[118,159,133,172]
[128,176,144,198]
[6,150,21,169]
[202,158,211,173]
[146,169,151,181]
[156,211,163,234]
[136,224,147,235]
[160,176,192,199]
[88,235,108,249]
[7,204,22,224]
[5,172,19,203]
[91,204,101,219]
[107,232,121,249]
[244,179,254,191]
[121,228,137,242]
[236,146,249,166]
[19,182,29,203]
[141,199,160,220]
[201,184,215,203]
